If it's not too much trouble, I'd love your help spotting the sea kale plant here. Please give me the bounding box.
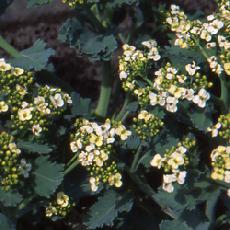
[0,0,229,229]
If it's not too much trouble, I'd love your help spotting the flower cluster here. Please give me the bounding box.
[210,146,230,185]
[166,3,230,76]
[119,43,212,113]
[11,85,72,136]
[119,42,160,93]
[0,132,21,191]
[132,110,164,140]
[62,0,98,7]
[0,58,33,108]
[207,114,230,141]
[150,138,195,193]
[70,118,131,191]
[148,62,212,112]
[46,192,74,219]
[0,59,72,137]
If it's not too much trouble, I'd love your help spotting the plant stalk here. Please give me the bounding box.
[0,35,20,57]
[95,62,114,118]
[64,160,80,175]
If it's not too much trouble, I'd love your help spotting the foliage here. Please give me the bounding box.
[0,0,229,229]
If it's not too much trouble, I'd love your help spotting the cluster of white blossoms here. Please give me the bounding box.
[70,118,131,191]
[210,146,230,187]
[46,192,74,218]
[119,41,161,93]
[150,138,195,193]
[149,62,211,112]
[207,114,230,141]
[166,2,230,76]
[0,58,72,137]
[11,85,72,136]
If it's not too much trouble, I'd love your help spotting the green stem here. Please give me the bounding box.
[64,160,80,175]
[0,35,20,57]
[115,94,132,121]
[130,142,143,172]
[95,62,114,118]
[219,74,229,113]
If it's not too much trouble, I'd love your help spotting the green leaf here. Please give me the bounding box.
[59,18,117,61]
[0,189,23,207]
[0,0,13,14]
[27,0,52,7]
[0,214,14,230]
[10,39,55,71]
[33,156,64,198]
[160,219,192,230]
[17,141,54,154]
[162,46,205,69]
[85,190,133,229]
[108,0,137,7]
[80,34,117,61]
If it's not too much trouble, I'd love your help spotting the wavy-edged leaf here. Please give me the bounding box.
[33,156,64,198]
[10,39,55,71]
[17,141,54,154]
[85,190,133,229]
[27,0,52,7]
[0,189,23,207]
[160,219,192,230]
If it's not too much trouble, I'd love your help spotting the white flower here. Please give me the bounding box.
[207,15,215,21]
[18,107,33,121]
[193,89,210,108]
[12,67,24,76]
[149,92,158,106]
[0,101,9,113]
[119,71,128,79]
[63,93,72,104]
[89,177,99,192]
[165,96,178,113]
[150,154,163,169]
[138,110,152,122]
[200,29,212,42]
[168,151,184,170]
[162,182,174,193]
[207,19,224,34]
[70,141,78,152]
[0,59,11,71]
[184,89,195,101]
[115,125,131,140]
[50,93,64,108]
[185,61,200,76]
[163,174,177,184]
[176,171,187,184]
[32,124,42,136]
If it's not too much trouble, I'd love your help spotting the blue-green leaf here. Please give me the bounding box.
[0,189,23,207]
[33,156,64,198]
[10,39,55,71]
[85,190,133,229]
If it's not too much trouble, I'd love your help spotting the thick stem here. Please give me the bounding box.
[130,142,143,172]
[64,160,80,175]
[219,74,229,113]
[95,62,113,118]
[115,94,132,121]
[0,35,20,57]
